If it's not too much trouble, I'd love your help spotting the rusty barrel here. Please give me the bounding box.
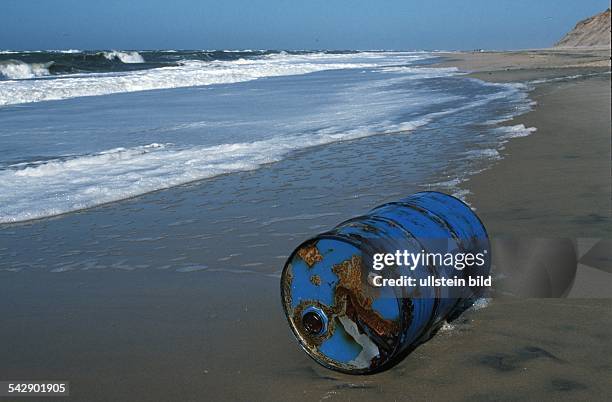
[280,191,490,374]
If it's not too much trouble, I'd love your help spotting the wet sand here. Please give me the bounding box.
[457,50,612,298]
[1,50,611,401]
[467,71,611,238]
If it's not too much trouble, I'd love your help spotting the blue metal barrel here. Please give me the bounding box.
[280,191,490,374]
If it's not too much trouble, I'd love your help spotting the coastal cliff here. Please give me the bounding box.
[555,8,611,48]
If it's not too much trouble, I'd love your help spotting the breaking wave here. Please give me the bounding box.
[0,52,430,105]
[0,60,52,80]
[102,50,145,63]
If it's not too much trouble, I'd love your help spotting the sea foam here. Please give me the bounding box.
[0,118,430,223]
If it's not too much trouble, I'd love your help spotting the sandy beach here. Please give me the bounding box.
[1,49,610,401]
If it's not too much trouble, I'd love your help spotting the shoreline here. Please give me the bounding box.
[467,74,611,237]
[439,49,611,238]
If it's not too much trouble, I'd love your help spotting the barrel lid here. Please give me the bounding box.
[281,236,404,374]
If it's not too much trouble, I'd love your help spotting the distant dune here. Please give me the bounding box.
[555,8,611,48]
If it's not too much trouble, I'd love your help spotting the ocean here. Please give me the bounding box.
[0,50,536,272]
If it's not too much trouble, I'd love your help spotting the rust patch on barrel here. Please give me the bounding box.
[297,244,323,267]
[310,275,321,286]
[282,264,293,307]
[332,256,399,337]
[333,256,363,292]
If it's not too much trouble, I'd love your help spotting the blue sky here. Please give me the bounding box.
[3,0,609,50]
